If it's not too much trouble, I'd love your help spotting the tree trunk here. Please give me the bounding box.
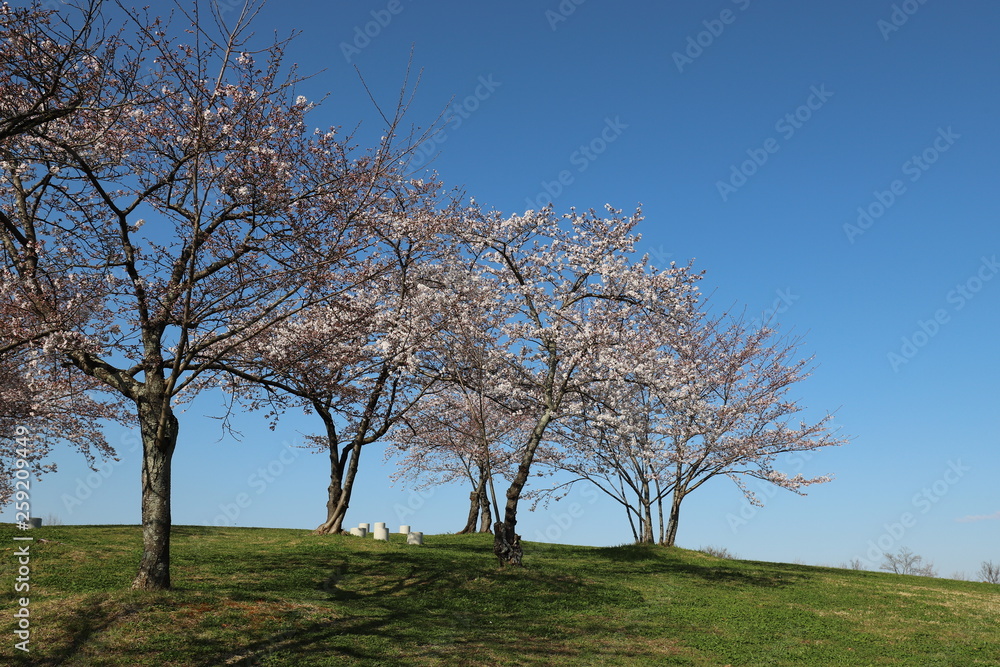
[624,503,639,542]
[314,438,362,535]
[131,395,179,591]
[655,478,665,544]
[314,370,391,535]
[493,520,522,567]
[457,491,481,534]
[639,478,654,544]
[477,482,492,533]
[663,490,684,547]
[494,462,530,566]
[640,502,655,544]
[494,421,549,564]
[459,467,490,534]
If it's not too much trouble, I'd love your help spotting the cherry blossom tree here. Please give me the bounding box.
[544,381,676,544]
[455,205,701,564]
[0,339,127,506]
[387,388,520,534]
[655,315,846,546]
[215,183,463,535]
[387,321,525,534]
[0,0,424,589]
[0,0,122,143]
[544,308,846,547]
[0,0,133,509]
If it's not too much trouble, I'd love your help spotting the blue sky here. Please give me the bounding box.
[5,0,999,578]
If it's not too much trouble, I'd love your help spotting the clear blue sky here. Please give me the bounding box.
[5,0,999,578]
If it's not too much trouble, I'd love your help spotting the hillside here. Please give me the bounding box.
[1,524,997,665]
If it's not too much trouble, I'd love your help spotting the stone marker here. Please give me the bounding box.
[28,518,42,529]
[374,526,389,541]
[374,522,386,532]
[399,524,410,534]
[407,531,423,546]
[359,523,370,532]
[349,527,365,537]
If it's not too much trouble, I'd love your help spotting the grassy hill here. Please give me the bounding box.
[1,524,997,665]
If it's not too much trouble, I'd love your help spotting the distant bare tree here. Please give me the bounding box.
[978,561,1000,584]
[701,545,737,560]
[843,558,865,571]
[879,547,936,577]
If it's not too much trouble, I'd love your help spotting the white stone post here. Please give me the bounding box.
[399,524,410,534]
[407,531,423,545]
[374,526,390,541]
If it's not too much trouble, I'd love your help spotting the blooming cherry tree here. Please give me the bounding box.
[387,319,526,534]
[0,1,422,589]
[216,185,463,534]
[0,337,127,505]
[455,204,701,564]
[548,307,847,546]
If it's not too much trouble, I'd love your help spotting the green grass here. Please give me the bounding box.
[1,524,998,665]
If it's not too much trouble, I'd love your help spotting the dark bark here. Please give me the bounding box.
[492,521,521,567]
[314,367,394,535]
[314,439,361,535]
[624,502,639,542]
[131,394,178,591]
[639,477,654,543]
[663,490,684,547]
[656,480,665,544]
[494,477,527,566]
[457,490,480,534]
[477,482,492,533]
[458,467,490,534]
[494,409,554,565]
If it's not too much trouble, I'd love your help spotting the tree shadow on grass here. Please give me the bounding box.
[590,544,813,589]
[173,546,651,665]
[31,534,805,665]
[19,595,148,667]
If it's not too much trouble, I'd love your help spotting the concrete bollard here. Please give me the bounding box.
[407,531,423,546]
[28,518,42,529]
[374,526,389,541]
[358,523,369,532]
[399,524,410,534]
[349,527,366,537]
[374,522,386,532]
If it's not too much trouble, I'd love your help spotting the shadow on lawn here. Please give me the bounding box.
[590,543,813,589]
[207,547,649,665]
[18,533,807,665]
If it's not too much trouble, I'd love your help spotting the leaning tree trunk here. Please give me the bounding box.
[663,490,684,547]
[314,437,362,535]
[314,370,391,535]
[458,468,489,534]
[132,392,179,591]
[494,471,527,566]
[494,410,554,566]
[477,482,492,532]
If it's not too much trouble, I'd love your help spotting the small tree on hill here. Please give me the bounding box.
[979,561,1000,584]
[880,547,937,577]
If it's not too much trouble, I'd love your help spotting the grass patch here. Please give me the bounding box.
[1,523,998,665]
